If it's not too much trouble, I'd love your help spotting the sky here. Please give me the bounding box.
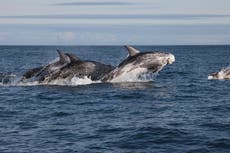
[0,0,230,45]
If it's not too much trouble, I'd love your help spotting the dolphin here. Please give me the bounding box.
[19,50,114,84]
[208,66,230,80]
[42,53,114,83]
[102,46,175,82]
[19,49,70,82]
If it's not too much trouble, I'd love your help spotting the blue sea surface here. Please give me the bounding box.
[0,46,230,153]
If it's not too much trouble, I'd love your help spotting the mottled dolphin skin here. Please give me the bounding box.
[20,50,114,84]
[208,66,230,80]
[102,46,175,82]
[43,53,114,83]
[20,50,70,82]
[19,46,175,84]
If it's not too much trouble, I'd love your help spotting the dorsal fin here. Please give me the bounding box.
[66,53,81,63]
[124,45,140,56]
[56,49,70,63]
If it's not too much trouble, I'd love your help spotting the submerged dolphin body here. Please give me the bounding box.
[102,46,175,82]
[208,66,230,80]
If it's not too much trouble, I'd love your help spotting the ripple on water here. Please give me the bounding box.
[106,127,195,150]
[207,138,230,153]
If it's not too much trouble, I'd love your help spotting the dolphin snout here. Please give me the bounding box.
[167,54,175,64]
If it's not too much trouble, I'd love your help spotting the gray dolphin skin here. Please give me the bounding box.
[43,53,114,83]
[19,46,175,84]
[20,50,114,83]
[20,50,71,82]
[208,66,230,80]
[101,46,175,82]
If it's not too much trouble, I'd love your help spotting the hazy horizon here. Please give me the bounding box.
[0,0,230,45]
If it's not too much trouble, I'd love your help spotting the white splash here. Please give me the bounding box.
[16,81,40,86]
[0,73,17,86]
[13,76,100,86]
[46,76,100,86]
[208,75,214,80]
[70,76,100,85]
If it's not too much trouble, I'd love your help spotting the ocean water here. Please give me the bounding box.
[0,45,230,153]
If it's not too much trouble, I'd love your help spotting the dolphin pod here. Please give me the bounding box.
[18,46,176,84]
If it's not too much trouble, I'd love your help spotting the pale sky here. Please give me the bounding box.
[0,0,230,45]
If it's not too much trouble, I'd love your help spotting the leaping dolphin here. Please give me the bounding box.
[43,53,114,83]
[102,46,175,82]
[208,66,230,80]
[20,50,71,82]
[19,50,114,84]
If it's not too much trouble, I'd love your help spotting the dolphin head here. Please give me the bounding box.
[133,52,175,71]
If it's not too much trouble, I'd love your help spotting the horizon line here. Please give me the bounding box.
[0,44,230,46]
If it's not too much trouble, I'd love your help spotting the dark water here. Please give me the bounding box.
[0,46,230,153]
